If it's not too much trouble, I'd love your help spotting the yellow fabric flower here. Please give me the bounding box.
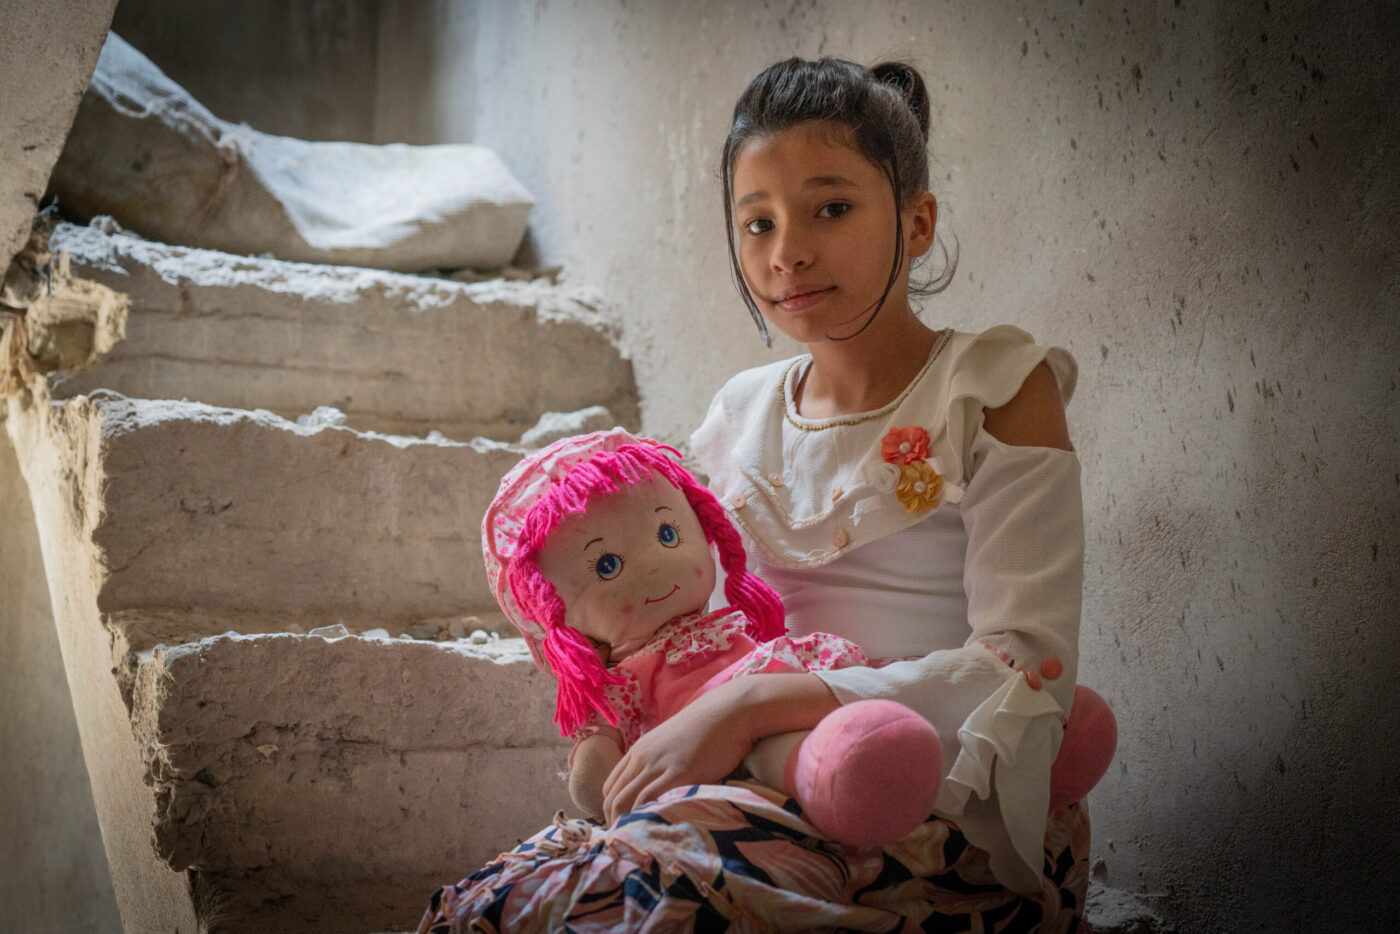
[895,460,943,513]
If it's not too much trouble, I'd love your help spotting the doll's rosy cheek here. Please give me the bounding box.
[620,603,634,616]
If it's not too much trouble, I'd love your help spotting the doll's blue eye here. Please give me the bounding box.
[593,553,622,580]
[657,523,680,548]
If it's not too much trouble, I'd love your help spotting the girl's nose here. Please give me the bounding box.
[770,226,814,272]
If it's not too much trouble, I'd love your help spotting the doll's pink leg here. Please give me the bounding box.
[1048,685,1117,810]
[782,699,942,848]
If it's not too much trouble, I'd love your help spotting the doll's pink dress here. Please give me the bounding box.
[572,607,868,753]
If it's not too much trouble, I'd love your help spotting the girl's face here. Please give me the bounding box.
[730,121,935,345]
[536,474,716,664]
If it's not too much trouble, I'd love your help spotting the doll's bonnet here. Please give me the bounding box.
[482,427,660,670]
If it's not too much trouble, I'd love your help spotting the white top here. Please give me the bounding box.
[691,325,1083,894]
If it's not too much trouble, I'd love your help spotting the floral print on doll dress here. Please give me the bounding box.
[571,609,870,751]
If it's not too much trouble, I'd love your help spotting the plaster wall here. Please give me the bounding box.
[393,1,1399,929]
[0,431,121,932]
[107,0,380,143]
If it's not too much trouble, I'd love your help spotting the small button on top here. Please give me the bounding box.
[833,528,850,548]
[731,493,747,509]
[768,472,785,487]
[1040,657,1063,680]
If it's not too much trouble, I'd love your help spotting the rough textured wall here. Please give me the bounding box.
[0,432,122,932]
[400,1,1399,929]
[108,0,380,142]
[0,0,116,270]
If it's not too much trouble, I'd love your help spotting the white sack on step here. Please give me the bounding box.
[50,33,533,272]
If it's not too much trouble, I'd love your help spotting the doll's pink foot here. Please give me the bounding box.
[784,699,942,848]
[1049,685,1117,810]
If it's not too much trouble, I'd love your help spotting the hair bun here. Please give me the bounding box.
[871,61,930,142]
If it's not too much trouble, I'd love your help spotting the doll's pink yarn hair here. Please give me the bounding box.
[507,442,785,737]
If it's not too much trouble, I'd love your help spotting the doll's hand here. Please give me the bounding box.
[601,680,755,823]
[570,732,624,820]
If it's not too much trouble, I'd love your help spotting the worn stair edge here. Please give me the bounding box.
[47,222,640,440]
[131,630,572,933]
[33,387,525,624]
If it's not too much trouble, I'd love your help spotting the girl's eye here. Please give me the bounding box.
[742,217,773,235]
[592,553,622,580]
[657,523,681,548]
[817,201,850,219]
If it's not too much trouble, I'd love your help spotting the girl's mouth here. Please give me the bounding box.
[775,285,835,312]
[645,584,680,605]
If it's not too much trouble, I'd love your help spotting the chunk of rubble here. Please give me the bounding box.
[51,33,534,272]
[519,404,617,447]
[1,214,129,400]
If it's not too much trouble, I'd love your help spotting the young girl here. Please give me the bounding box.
[420,57,1100,933]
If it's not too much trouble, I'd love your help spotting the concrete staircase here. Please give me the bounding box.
[4,223,640,932]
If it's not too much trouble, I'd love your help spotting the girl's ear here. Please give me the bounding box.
[905,191,938,259]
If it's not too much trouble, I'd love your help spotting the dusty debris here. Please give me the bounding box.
[448,264,563,286]
[1,206,58,311]
[1086,882,1172,934]
[1,211,128,398]
[519,405,617,447]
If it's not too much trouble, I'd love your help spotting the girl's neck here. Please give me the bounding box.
[795,308,942,418]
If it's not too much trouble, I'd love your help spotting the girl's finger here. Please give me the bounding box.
[633,776,673,813]
[608,769,656,823]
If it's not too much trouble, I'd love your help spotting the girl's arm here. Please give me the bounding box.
[810,361,1082,891]
[600,672,839,823]
[569,728,625,819]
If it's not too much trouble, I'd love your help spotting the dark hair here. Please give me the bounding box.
[721,57,956,346]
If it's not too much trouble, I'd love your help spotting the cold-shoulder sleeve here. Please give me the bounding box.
[811,337,1083,895]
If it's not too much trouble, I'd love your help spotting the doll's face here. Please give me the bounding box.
[536,473,717,664]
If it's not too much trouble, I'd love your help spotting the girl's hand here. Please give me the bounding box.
[601,680,754,823]
[600,673,841,824]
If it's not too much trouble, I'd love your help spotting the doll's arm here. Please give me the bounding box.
[569,728,625,820]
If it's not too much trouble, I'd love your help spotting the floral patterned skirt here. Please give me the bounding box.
[417,781,1091,933]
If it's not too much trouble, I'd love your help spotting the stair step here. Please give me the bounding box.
[8,386,576,932]
[58,391,522,632]
[47,222,639,440]
[131,629,570,933]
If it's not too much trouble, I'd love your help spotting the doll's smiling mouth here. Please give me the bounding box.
[645,584,680,605]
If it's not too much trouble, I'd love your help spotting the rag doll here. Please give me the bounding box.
[483,428,944,847]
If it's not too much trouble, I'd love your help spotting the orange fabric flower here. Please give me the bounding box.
[895,460,943,513]
[881,425,930,465]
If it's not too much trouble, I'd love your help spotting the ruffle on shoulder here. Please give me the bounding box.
[941,325,1076,488]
